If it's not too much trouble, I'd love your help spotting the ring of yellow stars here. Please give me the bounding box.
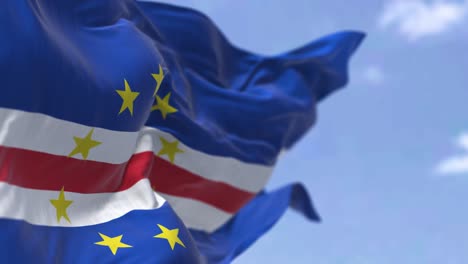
[116,79,140,116]
[157,137,183,163]
[95,233,132,255]
[151,92,178,119]
[68,128,102,160]
[49,187,73,223]
[152,64,165,97]
[154,224,185,250]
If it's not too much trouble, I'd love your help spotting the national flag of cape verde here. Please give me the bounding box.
[0,0,364,263]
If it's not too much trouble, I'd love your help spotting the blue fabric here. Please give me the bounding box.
[0,0,159,132]
[190,184,318,264]
[1,205,203,263]
[139,2,365,165]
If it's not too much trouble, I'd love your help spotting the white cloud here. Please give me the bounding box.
[458,133,468,150]
[437,156,468,174]
[362,66,385,86]
[436,132,468,175]
[379,0,467,41]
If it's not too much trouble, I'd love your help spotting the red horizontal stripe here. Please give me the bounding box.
[0,147,130,193]
[0,146,254,213]
[150,156,255,213]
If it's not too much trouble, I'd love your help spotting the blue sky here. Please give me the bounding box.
[157,1,468,263]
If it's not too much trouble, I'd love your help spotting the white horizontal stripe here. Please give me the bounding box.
[137,127,273,192]
[0,179,165,227]
[0,107,272,193]
[163,194,233,233]
[0,108,138,163]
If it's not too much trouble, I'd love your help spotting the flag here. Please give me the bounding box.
[0,1,203,263]
[0,0,364,263]
[137,2,364,263]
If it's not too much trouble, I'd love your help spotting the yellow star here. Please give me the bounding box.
[95,233,132,255]
[152,64,165,97]
[49,187,73,223]
[153,224,185,250]
[68,128,102,160]
[157,137,183,163]
[116,79,140,116]
[151,92,178,119]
